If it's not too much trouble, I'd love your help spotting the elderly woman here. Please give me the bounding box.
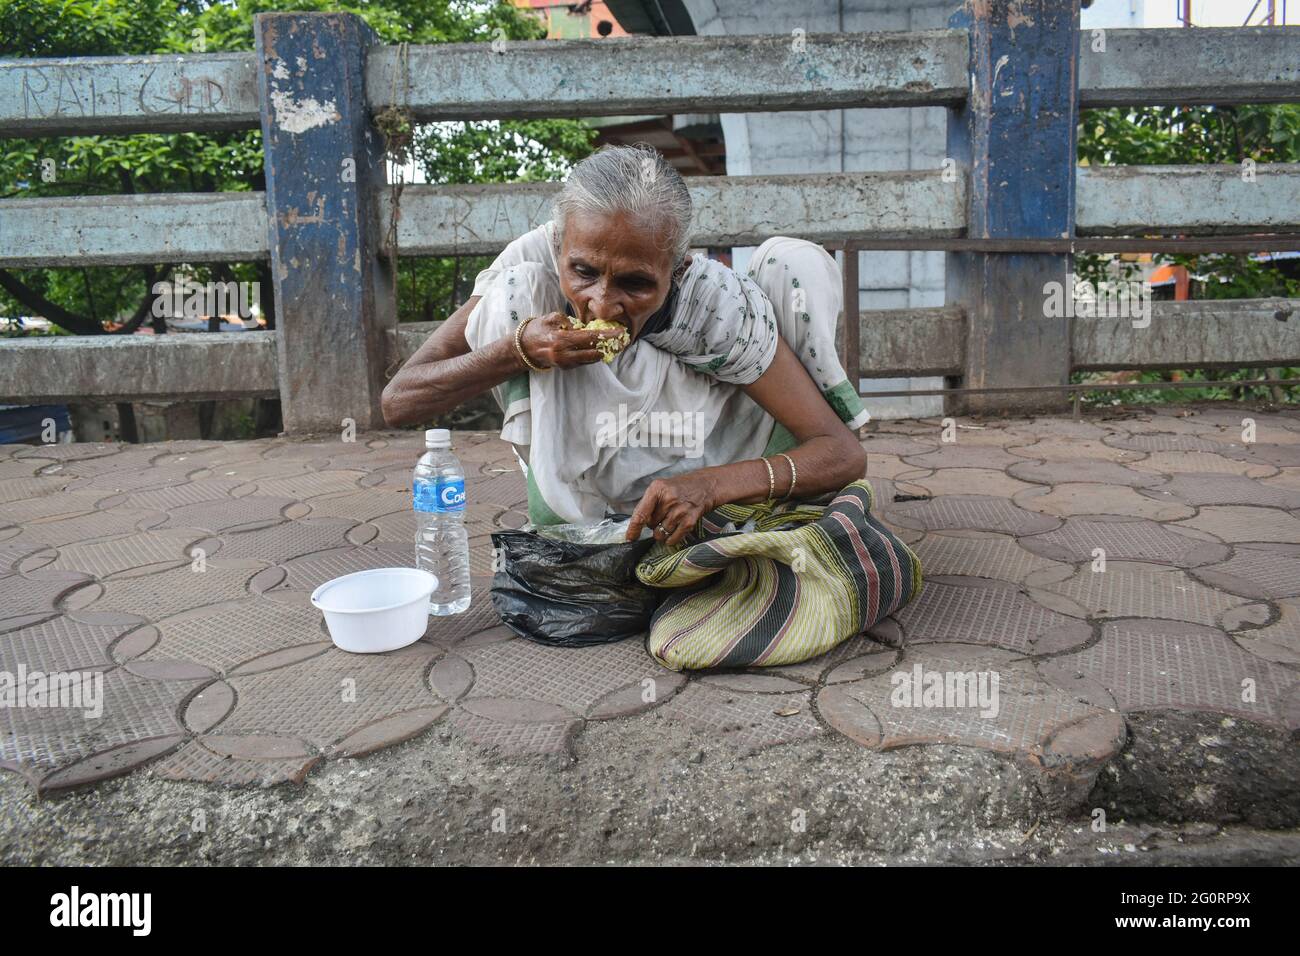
[383,145,869,547]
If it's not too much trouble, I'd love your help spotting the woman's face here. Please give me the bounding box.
[558,208,681,337]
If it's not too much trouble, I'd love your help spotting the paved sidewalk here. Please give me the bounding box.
[2,405,1298,812]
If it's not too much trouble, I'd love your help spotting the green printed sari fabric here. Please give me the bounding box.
[636,481,922,671]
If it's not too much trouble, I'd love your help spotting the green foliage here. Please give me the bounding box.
[1076,104,1300,404]
[0,0,596,333]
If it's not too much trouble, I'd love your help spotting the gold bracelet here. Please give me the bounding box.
[514,317,550,372]
[761,456,776,502]
[777,452,797,500]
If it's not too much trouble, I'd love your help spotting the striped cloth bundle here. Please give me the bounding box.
[635,480,923,671]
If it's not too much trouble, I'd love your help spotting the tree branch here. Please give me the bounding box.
[0,269,104,335]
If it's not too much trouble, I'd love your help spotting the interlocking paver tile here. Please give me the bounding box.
[1236,600,1300,665]
[0,490,104,525]
[869,420,940,437]
[894,576,1089,653]
[818,644,1120,761]
[1018,515,1229,566]
[1140,473,1300,510]
[1231,443,1300,467]
[865,453,927,480]
[1262,467,1300,491]
[366,509,416,546]
[0,476,76,504]
[900,445,1025,471]
[0,570,95,631]
[905,468,1036,499]
[860,436,939,457]
[697,672,808,693]
[149,740,320,786]
[0,544,43,574]
[301,488,411,521]
[911,531,1069,584]
[453,636,685,718]
[422,580,502,647]
[1038,619,1298,730]
[51,450,157,479]
[218,643,440,748]
[1104,433,1244,455]
[239,469,367,501]
[25,529,205,579]
[0,666,190,789]
[1172,505,1300,544]
[447,705,580,756]
[1028,564,1257,628]
[455,439,523,465]
[204,457,311,481]
[213,517,360,565]
[71,463,198,494]
[320,446,422,472]
[83,560,258,621]
[886,495,1061,535]
[0,612,134,673]
[1015,419,1113,441]
[1006,459,1161,488]
[465,473,529,508]
[13,442,119,462]
[113,478,245,512]
[259,439,342,461]
[1128,450,1277,477]
[157,495,299,532]
[1124,415,1218,436]
[0,459,49,480]
[147,450,241,473]
[655,682,822,751]
[1008,437,1143,463]
[1013,484,1194,521]
[251,544,413,594]
[12,508,166,548]
[133,598,328,674]
[1189,544,1300,601]
[1183,409,1300,437]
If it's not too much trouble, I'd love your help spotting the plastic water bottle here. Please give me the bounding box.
[413,428,471,615]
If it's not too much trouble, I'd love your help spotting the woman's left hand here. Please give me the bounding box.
[626,472,719,546]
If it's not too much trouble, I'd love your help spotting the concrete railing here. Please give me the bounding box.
[2,9,1298,427]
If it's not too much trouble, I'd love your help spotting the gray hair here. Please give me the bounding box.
[550,144,693,268]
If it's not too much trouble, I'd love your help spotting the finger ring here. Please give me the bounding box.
[656,523,669,535]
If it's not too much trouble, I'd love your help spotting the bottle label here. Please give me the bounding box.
[414,477,465,513]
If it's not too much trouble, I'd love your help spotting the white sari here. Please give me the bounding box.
[463,222,868,524]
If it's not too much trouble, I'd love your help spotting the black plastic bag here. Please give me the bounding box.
[490,520,661,647]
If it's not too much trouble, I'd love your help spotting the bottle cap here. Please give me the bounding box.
[424,428,451,448]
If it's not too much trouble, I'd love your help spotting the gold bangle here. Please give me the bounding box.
[777,452,797,500]
[761,456,776,502]
[514,316,550,372]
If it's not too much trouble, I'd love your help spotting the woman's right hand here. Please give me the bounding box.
[517,312,625,370]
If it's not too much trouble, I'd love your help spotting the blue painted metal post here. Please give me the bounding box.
[254,12,395,433]
[945,0,1079,414]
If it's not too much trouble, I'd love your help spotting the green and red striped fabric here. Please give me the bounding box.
[636,480,923,671]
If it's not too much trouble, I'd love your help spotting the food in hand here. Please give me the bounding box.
[569,316,630,363]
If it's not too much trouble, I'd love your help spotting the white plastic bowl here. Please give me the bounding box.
[310,567,437,654]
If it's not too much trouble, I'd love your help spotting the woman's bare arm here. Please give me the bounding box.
[381,297,624,428]
[383,297,514,427]
[627,338,867,544]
